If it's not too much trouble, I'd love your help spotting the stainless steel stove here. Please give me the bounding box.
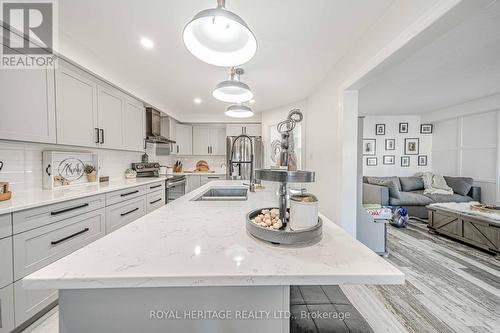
[166,175,186,203]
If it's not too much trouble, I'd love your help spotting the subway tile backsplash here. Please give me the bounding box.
[0,140,143,191]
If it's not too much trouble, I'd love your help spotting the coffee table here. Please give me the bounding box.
[427,203,500,254]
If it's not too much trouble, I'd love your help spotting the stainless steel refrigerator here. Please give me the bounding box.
[226,136,263,180]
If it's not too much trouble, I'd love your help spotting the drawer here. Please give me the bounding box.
[200,174,225,185]
[0,214,11,239]
[146,191,165,214]
[106,185,147,206]
[13,208,106,280]
[0,237,12,289]
[14,280,57,327]
[0,284,14,333]
[147,181,165,194]
[13,194,105,234]
[105,196,146,234]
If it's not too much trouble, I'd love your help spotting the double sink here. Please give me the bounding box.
[193,187,248,201]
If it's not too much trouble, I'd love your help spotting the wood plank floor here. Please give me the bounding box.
[342,220,500,333]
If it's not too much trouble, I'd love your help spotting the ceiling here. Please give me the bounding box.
[58,0,394,121]
[358,0,500,116]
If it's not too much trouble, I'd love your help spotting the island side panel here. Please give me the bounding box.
[59,285,290,333]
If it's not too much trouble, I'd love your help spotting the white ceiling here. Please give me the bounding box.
[358,0,500,116]
[58,0,393,120]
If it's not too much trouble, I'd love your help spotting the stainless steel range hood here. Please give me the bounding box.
[145,107,176,155]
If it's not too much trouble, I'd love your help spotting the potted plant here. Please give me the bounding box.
[84,164,97,182]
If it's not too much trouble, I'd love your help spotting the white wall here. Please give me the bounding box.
[362,115,432,177]
[431,110,499,204]
[303,0,452,235]
[0,140,143,192]
[261,100,307,169]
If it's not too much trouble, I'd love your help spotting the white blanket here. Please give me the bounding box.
[418,172,453,195]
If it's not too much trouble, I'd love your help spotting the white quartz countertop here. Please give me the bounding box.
[24,180,404,289]
[0,178,166,215]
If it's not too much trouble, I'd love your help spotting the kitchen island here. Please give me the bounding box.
[23,180,404,333]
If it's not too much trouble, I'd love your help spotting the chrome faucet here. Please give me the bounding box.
[229,134,255,192]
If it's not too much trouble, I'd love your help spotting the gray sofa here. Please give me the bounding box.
[362,176,481,219]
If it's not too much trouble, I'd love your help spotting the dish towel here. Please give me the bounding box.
[417,172,453,195]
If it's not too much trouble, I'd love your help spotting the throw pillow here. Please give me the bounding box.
[444,176,473,196]
[400,177,424,192]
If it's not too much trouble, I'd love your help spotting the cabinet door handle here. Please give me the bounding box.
[120,190,139,197]
[51,228,89,246]
[207,176,219,179]
[177,145,179,153]
[51,203,89,216]
[95,128,100,144]
[100,129,104,144]
[121,207,139,216]
[150,184,162,189]
[150,198,162,204]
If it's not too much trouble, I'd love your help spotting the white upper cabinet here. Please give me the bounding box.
[175,124,193,155]
[97,85,124,150]
[193,127,211,155]
[56,60,145,151]
[210,127,227,155]
[226,124,261,137]
[123,99,145,151]
[193,126,226,155]
[0,45,56,143]
[56,61,99,147]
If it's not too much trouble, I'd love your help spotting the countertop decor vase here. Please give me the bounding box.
[86,171,97,182]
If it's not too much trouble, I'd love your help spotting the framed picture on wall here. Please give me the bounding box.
[420,124,433,134]
[418,155,428,166]
[401,156,410,167]
[404,138,419,155]
[362,139,376,156]
[366,157,377,166]
[383,155,395,165]
[385,139,395,150]
[375,124,386,135]
[399,122,408,133]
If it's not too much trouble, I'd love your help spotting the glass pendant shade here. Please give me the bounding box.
[183,2,257,66]
[225,104,254,118]
[213,80,253,103]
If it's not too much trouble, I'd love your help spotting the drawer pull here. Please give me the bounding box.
[207,176,220,179]
[51,228,90,246]
[51,203,89,216]
[150,198,162,204]
[120,190,139,197]
[121,207,139,216]
[150,184,162,189]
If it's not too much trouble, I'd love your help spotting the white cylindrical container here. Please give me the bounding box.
[289,193,318,231]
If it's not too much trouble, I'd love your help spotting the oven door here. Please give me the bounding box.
[166,178,186,203]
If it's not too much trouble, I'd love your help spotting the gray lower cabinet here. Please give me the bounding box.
[13,208,106,280]
[13,194,105,234]
[0,214,11,240]
[146,190,165,214]
[0,237,13,289]
[13,280,57,327]
[106,185,147,206]
[200,174,225,186]
[0,284,15,333]
[105,196,146,233]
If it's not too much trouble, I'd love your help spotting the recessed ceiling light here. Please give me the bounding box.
[194,97,202,104]
[140,37,154,49]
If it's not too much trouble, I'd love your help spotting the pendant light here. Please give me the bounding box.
[213,67,253,103]
[183,0,257,67]
[225,104,254,118]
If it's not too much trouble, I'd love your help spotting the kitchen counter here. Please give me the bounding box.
[24,180,403,289]
[0,178,166,215]
[23,180,403,333]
